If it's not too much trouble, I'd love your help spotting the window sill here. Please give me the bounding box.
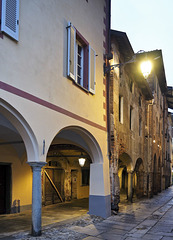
[72,80,91,95]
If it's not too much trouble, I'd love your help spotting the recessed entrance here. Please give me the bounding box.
[42,143,91,207]
[0,164,11,214]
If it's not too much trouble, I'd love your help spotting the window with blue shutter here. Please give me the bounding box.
[67,22,96,94]
[67,22,76,80]
[88,46,96,94]
[1,0,19,41]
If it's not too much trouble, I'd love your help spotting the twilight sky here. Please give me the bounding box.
[111,0,173,87]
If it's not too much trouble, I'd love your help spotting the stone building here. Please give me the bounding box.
[108,30,172,210]
[0,0,111,236]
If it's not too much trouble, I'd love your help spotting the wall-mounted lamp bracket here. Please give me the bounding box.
[104,55,137,76]
[104,62,122,76]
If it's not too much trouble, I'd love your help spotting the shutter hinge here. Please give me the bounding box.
[17,20,19,25]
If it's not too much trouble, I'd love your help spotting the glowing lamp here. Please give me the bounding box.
[140,60,152,79]
[78,157,86,167]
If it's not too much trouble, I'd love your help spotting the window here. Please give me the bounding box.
[67,22,96,94]
[82,169,89,185]
[119,96,123,124]
[139,117,142,136]
[129,80,134,93]
[0,0,19,41]
[139,95,142,107]
[76,41,83,86]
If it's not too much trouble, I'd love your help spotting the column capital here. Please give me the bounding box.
[27,161,46,169]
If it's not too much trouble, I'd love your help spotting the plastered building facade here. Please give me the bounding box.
[0,0,111,235]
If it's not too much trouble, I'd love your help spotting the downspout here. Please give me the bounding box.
[106,0,111,158]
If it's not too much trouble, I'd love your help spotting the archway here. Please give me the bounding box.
[45,126,111,218]
[0,99,43,236]
[134,158,144,198]
[43,143,92,205]
[0,99,38,162]
[118,152,133,202]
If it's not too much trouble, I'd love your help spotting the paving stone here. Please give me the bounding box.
[96,232,126,240]
[103,219,136,228]
[82,237,101,240]
[162,237,173,240]
[70,225,106,237]
[141,233,163,239]
[125,232,146,238]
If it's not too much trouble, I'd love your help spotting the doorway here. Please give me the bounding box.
[43,167,65,206]
[0,164,11,214]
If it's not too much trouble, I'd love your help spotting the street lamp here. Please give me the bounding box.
[140,60,152,79]
[104,51,155,80]
[78,154,86,167]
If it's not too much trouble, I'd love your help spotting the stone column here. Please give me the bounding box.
[148,171,153,198]
[127,171,133,202]
[143,171,148,196]
[28,162,46,236]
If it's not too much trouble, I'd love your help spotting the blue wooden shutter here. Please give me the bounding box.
[1,0,19,41]
[67,22,76,80]
[88,46,96,94]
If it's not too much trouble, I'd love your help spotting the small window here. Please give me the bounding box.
[139,95,142,107]
[82,169,89,185]
[67,22,96,94]
[139,117,142,136]
[129,80,133,93]
[119,96,123,124]
[1,0,19,41]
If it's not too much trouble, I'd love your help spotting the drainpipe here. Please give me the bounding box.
[106,0,111,160]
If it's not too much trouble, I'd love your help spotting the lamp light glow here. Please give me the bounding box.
[78,157,86,167]
[140,60,152,79]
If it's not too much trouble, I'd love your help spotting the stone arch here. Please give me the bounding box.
[46,125,103,164]
[0,99,39,162]
[118,152,133,202]
[134,158,144,198]
[119,152,132,171]
[45,125,110,218]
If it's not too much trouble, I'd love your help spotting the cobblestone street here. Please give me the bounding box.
[1,186,173,239]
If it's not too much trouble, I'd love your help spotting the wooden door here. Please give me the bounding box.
[44,168,64,205]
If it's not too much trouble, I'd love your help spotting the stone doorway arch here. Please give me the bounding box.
[118,152,133,202]
[134,158,144,198]
[45,125,111,218]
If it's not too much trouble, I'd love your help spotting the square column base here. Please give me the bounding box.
[89,195,111,218]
